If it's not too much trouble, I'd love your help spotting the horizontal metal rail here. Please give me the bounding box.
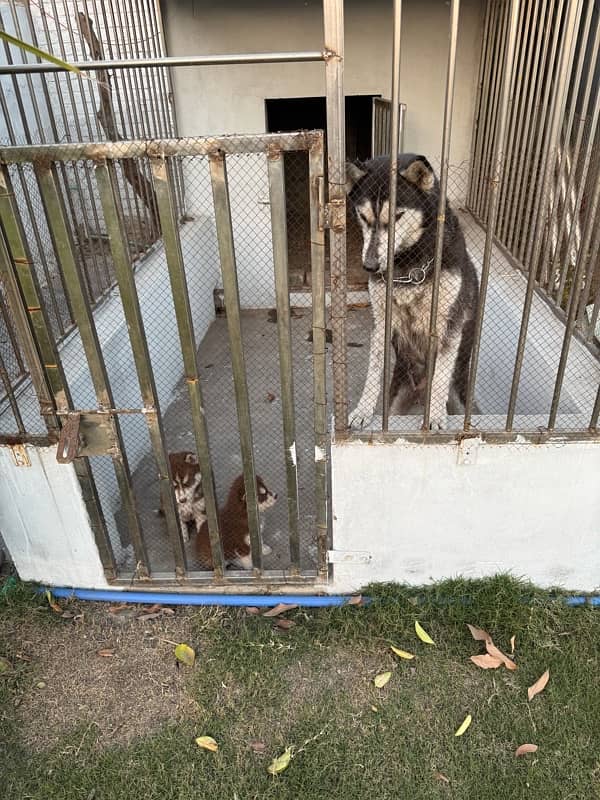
[0,131,323,163]
[0,50,326,75]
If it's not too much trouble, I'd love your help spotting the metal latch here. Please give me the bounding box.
[319,198,346,232]
[56,412,117,463]
[327,550,372,565]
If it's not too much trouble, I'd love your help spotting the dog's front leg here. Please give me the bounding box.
[349,324,386,429]
[429,333,461,430]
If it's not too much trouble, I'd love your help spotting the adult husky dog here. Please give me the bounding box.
[346,154,479,430]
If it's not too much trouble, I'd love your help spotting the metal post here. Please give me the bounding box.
[423,0,460,431]
[590,384,600,431]
[323,0,348,434]
[382,0,402,432]
[149,156,225,579]
[267,151,300,573]
[463,0,521,429]
[309,138,328,581]
[208,150,262,574]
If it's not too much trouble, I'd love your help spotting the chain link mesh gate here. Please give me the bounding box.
[0,131,328,588]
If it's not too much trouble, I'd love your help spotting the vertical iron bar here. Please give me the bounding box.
[34,162,149,577]
[580,221,600,340]
[467,0,494,212]
[208,150,262,574]
[0,347,26,434]
[0,166,115,577]
[463,0,521,429]
[382,0,402,432]
[590,384,600,431]
[267,150,300,573]
[0,290,25,375]
[309,140,328,581]
[323,0,347,434]
[149,155,225,579]
[506,0,583,429]
[94,159,187,577]
[423,0,460,430]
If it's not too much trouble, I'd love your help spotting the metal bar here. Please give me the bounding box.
[0,289,26,377]
[423,0,460,430]
[0,51,326,75]
[590,384,600,431]
[0,347,25,434]
[467,0,494,212]
[548,167,600,430]
[208,150,262,574]
[149,156,225,579]
[323,0,347,434]
[0,166,115,577]
[0,131,322,163]
[382,0,402,432]
[463,0,521,429]
[309,140,328,581]
[7,2,45,143]
[266,150,300,573]
[505,0,584,429]
[34,162,147,577]
[582,222,600,341]
[93,160,186,577]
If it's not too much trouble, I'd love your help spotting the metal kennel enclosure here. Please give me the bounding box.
[1,0,599,593]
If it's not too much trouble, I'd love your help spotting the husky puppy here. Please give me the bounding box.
[161,451,206,542]
[345,154,479,430]
[196,474,277,570]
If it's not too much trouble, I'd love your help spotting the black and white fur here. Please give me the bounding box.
[346,154,479,430]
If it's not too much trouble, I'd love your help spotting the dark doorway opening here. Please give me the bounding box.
[265,95,376,288]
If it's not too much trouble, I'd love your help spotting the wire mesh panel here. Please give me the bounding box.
[0,132,328,586]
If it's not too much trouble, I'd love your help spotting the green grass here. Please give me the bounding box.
[1,575,600,799]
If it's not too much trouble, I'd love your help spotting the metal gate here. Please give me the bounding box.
[0,131,328,587]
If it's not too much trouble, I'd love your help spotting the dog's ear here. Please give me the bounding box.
[345,161,367,194]
[400,155,435,192]
[184,452,198,465]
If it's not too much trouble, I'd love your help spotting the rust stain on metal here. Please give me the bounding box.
[267,143,282,161]
[27,306,42,312]
[322,47,341,62]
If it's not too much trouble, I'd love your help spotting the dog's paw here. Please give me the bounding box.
[349,404,374,430]
[428,408,448,431]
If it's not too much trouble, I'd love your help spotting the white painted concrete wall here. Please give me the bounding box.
[329,439,600,593]
[0,446,109,588]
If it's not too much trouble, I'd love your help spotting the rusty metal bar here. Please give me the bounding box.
[309,142,328,581]
[0,166,115,578]
[590,384,600,431]
[464,0,521,429]
[382,0,402,432]
[34,162,147,577]
[208,150,262,574]
[323,0,348,434]
[149,156,225,579]
[266,151,300,572]
[423,0,460,431]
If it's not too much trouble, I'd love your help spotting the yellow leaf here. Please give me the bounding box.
[45,589,62,614]
[515,743,538,757]
[373,671,392,688]
[174,643,195,667]
[470,654,503,670]
[415,621,435,645]
[454,714,472,737]
[195,736,218,752]
[391,645,415,660]
[466,623,492,643]
[527,669,549,701]
[267,746,293,775]
[371,705,378,712]
[510,635,516,654]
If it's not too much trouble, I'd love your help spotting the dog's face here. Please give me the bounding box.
[346,154,437,275]
[238,475,278,511]
[169,451,203,522]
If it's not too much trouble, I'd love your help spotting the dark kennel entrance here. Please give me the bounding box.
[266,95,375,289]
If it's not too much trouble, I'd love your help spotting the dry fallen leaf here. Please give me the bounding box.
[415,621,435,645]
[45,589,62,614]
[454,714,472,737]
[510,635,516,654]
[470,654,503,670]
[249,740,266,754]
[174,643,196,667]
[60,611,75,619]
[268,746,293,775]
[527,669,550,701]
[195,736,218,752]
[275,618,295,630]
[373,671,392,688]
[390,645,415,660]
[467,623,492,643]
[485,640,517,670]
[137,612,163,622]
[97,649,114,657]
[107,604,128,615]
[162,607,176,616]
[245,607,261,615]
[346,595,363,606]
[515,743,538,756]
[142,603,161,614]
[262,603,298,618]
[434,772,450,784]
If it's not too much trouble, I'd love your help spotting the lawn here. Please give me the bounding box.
[1,576,599,799]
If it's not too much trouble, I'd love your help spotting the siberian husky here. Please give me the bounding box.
[160,451,206,541]
[345,153,479,430]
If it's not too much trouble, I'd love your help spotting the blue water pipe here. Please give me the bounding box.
[45,586,600,607]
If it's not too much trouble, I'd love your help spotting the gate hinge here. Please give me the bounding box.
[56,412,118,463]
[327,549,372,565]
[319,198,346,232]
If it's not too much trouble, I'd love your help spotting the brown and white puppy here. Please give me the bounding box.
[161,451,206,542]
[196,474,277,569]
